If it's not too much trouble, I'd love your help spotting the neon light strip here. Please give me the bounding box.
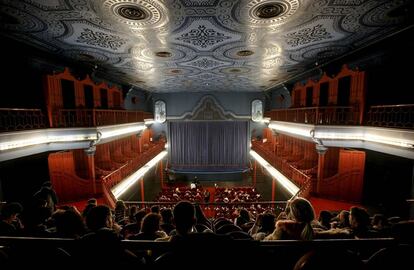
[268,123,313,138]
[0,124,146,151]
[315,131,414,148]
[0,134,96,151]
[112,150,168,199]
[250,150,299,196]
[269,122,414,149]
[98,124,146,139]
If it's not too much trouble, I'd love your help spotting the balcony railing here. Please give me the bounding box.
[366,104,414,129]
[53,109,152,127]
[102,142,165,189]
[0,108,46,132]
[265,106,359,125]
[251,141,314,191]
[0,108,153,132]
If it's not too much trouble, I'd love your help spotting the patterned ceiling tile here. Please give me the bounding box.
[180,0,220,7]
[360,0,408,26]
[173,18,241,51]
[0,4,46,32]
[182,56,229,70]
[0,0,411,92]
[283,17,346,49]
[59,21,131,52]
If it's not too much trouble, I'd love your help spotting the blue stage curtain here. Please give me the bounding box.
[169,121,248,171]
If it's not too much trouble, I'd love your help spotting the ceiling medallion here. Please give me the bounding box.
[236,50,254,56]
[255,3,286,19]
[116,5,148,20]
[229,68,241,73]
[155,51,172,57]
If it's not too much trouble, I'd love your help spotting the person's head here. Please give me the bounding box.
[239,208,250,221]
[160,208,173,224]
[372,214,388,228]
[115,200,126,210]
[1,202,23,221]
[151,205,160,214]
[173,201,196,235]
[287,197,315,240]
[42,181,52,188]
[339,210,350,226]
[86,205,113,231]
[140,213,162,234]
[318,210,333,228]
[260,212,276,233]
[349,206,370,230]
[54,208,85,238]
[288,197,315,223]
[87,198,97,206]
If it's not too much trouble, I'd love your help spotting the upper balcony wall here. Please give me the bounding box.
[44,68,124,127]
[291,65,365,118]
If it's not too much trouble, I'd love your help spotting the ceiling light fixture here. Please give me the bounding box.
[254,3,287,19]
[155,51,172,57]
[237,50,254,56]
[116,5,148,20]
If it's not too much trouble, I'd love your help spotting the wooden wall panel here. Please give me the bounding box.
[48,151,94,202]
[318,148,365,202]
[44,68,125,126]
[73,149,89,179]
[322,147,339,178]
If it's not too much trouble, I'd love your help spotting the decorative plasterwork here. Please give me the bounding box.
[0,0,411,92]
[170,95,248,120]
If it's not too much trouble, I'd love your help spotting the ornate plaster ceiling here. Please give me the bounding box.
[0,0,411,92]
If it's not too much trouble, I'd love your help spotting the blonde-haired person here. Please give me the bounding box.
[264,197,315,241]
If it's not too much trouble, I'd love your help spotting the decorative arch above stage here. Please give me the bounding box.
[173,95,249,121]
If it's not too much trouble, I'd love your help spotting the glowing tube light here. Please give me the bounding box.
[112,150,168,199]
[0,123,147,152]
[250,150,299,196]
[99,124,146,139]
[144,119,155,125]
[0,134,95,151]
[268,123,313,138]
[315,131,414,149]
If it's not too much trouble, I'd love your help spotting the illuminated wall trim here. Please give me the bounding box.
[250,150,300,196]
[269,121,414,158]
[112,150,168,199]
[0,122,146,161]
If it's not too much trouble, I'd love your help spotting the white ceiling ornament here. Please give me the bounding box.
[0,0,411,92]
[98,0,169,28]
[173,19,241,51]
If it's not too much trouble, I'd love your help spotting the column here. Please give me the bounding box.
[316,151,326,194]
[253,160,257,187]
[272,178,276,202]
[85,149,97,194]
[140,178,145,208]
[159,160,164,188]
